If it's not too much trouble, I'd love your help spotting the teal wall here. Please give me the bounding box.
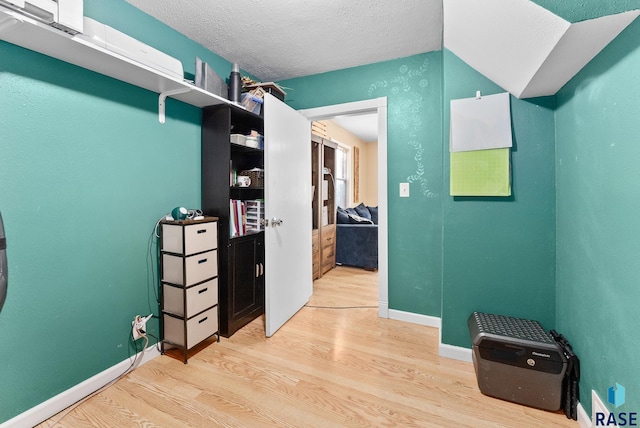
[0,1,232,422]
[555,17,640,415]
[531,0,640,22]
[2,0,640,422]
[280,52,444,317]
[441,51,557,347]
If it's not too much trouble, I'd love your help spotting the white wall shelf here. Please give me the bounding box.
[0,6,233,122]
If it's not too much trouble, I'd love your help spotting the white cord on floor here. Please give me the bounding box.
[47,333,149,428]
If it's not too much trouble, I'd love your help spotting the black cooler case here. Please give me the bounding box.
[468,312,567,411]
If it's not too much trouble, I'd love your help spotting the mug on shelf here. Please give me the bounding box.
[237,176,251,187]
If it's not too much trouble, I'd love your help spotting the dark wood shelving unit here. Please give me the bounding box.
[202,104,265,337]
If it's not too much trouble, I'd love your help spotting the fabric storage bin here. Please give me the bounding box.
[164,306,218,349]
[162,249,218,286]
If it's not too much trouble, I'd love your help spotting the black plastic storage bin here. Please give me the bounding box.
[468,312,567,411]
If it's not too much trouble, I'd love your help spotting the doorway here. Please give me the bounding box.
[301,97,388,318]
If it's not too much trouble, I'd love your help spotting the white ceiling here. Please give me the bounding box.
[125,0,444,82]
[331,113,378,143]
[124,0,640,96]
[124,0,638,140]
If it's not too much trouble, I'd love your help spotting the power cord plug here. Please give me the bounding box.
[132,314,153,340]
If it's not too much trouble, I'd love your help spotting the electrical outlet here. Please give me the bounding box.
[132,314,152,340]
[132,315,143,340]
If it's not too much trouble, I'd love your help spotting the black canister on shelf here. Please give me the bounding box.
[228,63,241,103]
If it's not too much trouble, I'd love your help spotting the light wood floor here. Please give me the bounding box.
[41,266,576,427]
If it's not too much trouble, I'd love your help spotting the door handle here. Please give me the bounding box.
[260,218,269,228]
[271,218,283,227]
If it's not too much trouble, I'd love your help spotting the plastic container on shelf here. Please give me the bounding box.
[245,136,258,148]
[230,134,246,146]
[241,92,263,115]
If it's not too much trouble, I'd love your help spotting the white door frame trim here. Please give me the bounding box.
[300,97,389,318]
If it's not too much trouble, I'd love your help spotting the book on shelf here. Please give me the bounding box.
[229,199,246,237]
[230,199,264,237]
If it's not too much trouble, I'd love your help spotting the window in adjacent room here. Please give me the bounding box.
[334,144,349,208]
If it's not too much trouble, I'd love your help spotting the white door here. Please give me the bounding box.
[263,93,312,337]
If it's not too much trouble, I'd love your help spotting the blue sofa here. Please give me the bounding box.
[336,204,378,270]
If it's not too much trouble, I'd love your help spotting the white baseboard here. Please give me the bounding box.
[386,310,472,362]
[438,342,473,362]
[378,301,389,319]
[577,401,591,428]
[388,309,441,328]
[436,316,472,362]
[1,345,161,428]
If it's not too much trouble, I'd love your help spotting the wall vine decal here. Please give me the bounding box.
[368,57,438,198]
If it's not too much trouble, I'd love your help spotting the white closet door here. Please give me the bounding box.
[263,93,312,337]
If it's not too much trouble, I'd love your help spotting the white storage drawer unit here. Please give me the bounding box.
[160,217,220,363]
[163,306,219,349]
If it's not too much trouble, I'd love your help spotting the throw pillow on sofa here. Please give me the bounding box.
[354,203,372,221]
[367,206,378,224]
[336,207,350,224]
[337,206,373,224]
